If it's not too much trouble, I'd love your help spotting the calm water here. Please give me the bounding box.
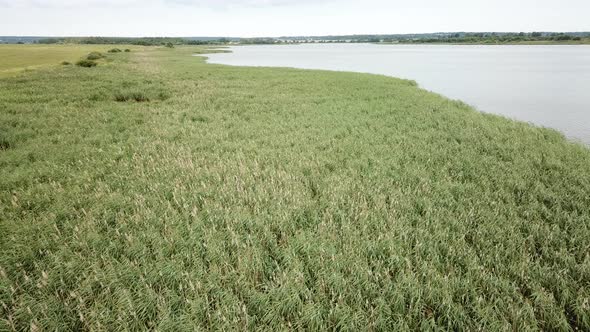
[204,44,590,144]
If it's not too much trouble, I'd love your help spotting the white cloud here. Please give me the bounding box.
[0,0,142,8]
[0,0,324,8]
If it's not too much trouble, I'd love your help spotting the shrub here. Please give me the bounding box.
[0,136,11,150]
[114,91,150,102]
[158,91,171,100]
[131,92,150,102]
[89,92,108,101]
[190,115,209,123]
[108,48,122,53]
[553,34,573,41]
[165,42,175,48]
[124,49,131,52]
[113,93,130,102]
[86,52,105,60]
[76,60,98,68]
[61,61,72,65]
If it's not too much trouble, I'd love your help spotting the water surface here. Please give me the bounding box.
[205,44,590,144]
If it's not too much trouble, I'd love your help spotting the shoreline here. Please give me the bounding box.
[202,44,590,146]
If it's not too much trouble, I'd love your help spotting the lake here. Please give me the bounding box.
[204,44,590,145]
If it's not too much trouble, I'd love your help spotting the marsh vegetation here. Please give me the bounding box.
[0,45,589,330]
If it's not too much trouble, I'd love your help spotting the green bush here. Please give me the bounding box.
[114,91,150,102]
[89,91,108,101]
[86,52,105,60]
[108,48,122,53]
[76,59,98,68]
[61,61,72,66]
[190,115,209,123]
[158,91,171,100]
[553,34,573,41]
[0,135,11,150]
[124,49,131,52]
[131,92,150,102]
[113,93,130,102]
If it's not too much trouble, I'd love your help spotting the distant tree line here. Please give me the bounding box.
[383,32,586,44]
[239,38,280,45]
[36,37,231,46]
[185,38,231,45]
[23,32,590,46]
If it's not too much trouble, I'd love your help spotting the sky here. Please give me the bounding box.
[0,0,589,37]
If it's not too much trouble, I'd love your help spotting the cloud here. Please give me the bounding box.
[0,0,143,8]
[173,0,320,5]
[0,0,326,8]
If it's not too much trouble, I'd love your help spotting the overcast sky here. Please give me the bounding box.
[1,0,589,37]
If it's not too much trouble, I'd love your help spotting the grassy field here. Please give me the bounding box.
[1,45,589,331]
[0,45,139,78]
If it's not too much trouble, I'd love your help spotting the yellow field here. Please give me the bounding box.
[0,44,131,77]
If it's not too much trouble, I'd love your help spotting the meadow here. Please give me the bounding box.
[0,45,127,78]
[1,45,589,331]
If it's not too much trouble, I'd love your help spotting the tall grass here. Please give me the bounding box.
[0,46,589,330]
